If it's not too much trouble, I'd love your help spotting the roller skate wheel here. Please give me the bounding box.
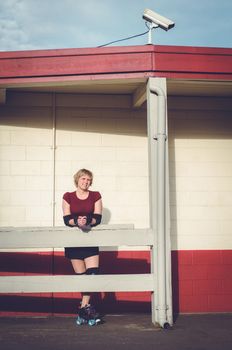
[76,316,85,325]
[88,319,96,326]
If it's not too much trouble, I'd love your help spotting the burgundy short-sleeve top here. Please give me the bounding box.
[63,191,101,216]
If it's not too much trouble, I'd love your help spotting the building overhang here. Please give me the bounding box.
[0,44,232,106]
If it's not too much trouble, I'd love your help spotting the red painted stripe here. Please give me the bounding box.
[0,250,231,315]
[171,250,232,313]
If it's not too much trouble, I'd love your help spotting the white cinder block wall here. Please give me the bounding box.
[54,93,149,228]
[168,96,232,250]
[0,91,149,228]
[1,91,232,252]
[0,92,53,226]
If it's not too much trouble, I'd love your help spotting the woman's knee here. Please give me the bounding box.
[86,267,99,275]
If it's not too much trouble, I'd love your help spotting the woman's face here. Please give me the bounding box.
[77,174,92,190]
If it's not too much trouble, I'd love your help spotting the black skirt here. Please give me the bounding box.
[64,246,99,260]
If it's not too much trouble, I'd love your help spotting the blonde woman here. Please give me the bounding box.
[62,168,102,325]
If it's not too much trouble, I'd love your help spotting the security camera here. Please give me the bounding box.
[143,8,175,31]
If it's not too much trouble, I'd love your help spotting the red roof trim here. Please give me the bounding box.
[1,44,232,58]
[0,45,154,59]
[0,45,232,85]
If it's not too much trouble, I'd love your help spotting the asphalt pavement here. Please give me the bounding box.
[0,313,231,350]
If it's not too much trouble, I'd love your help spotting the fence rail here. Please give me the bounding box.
[0,274,154,293]
[0,225,153,249]
[0,225,154,294]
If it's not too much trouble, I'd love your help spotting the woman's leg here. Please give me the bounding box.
[71,255,99,307]
[84,254,99,270]
[82,255,99,307]
[71,259,86,274]
[70,259,88,307]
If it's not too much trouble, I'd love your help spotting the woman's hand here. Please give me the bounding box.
[77,216,87,227]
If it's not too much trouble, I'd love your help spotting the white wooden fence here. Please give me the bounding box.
[0,225,157,320]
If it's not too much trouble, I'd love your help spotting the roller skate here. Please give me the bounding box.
[76,304,102,326]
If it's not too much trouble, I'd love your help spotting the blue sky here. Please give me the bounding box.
[0,0,231,51]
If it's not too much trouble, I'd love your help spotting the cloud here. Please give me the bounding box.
[0,0,117,50]
[0,0,36,50]
[0,18,28,49]
[0,0,231,51]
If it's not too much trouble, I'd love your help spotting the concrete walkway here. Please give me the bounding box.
[0,314,231,350]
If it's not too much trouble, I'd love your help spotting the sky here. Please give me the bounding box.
[0,0,231,52]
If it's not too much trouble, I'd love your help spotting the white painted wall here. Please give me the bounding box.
[54,92,149,228]
[0,91,149,229]
[0,91,231,250]
[168,96,232,250]
[0,92,53,226]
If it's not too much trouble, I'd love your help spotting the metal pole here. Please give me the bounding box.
[147,77,173,328]
[146,22,158,45]
[148,23,153,44]
[156,93,168,327]
[51,93,56,227]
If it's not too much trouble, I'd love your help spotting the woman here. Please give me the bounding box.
[62,168,102,324]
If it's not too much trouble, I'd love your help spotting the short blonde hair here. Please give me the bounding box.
[74,168,93,187]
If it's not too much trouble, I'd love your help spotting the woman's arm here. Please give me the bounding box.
[91,198,103,226]
[94,198,103,215]
[62,199,75,226]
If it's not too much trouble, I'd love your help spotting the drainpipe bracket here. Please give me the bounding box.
[153,134,168,141]
[155,305,169,311]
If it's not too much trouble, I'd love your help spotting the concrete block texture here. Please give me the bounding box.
[169,96,232,250]
[0,91,232,240]
[0,91,148,228]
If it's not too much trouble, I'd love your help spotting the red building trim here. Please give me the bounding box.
[0,45,232,86]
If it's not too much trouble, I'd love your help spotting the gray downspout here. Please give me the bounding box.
[51,93,56,227]
[148,78,172,328]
